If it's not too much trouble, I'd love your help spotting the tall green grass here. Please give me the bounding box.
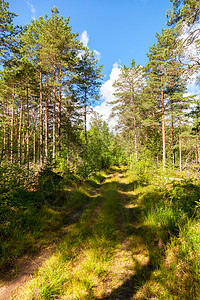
[0,163,105,271]
[133,170,200,300]
[15,172,125,299]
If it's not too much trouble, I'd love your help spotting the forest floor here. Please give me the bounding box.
[0,167,187,299]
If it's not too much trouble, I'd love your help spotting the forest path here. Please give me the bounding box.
[1,168,154,299]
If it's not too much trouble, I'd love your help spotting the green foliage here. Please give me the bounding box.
[170,181,200,218]
[0,161,99,269]
[130,147,157,185]
[138,171,200,299]
[15,169,124,299]
[75,113,127,178]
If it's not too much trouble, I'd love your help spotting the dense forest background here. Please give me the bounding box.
[1,1,200,175]
[0,0,200,299]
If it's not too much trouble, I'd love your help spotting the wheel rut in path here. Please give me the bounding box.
[0,177,105,300]
[1,169,156,299]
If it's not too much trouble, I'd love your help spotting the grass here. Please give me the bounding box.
[2,165,200,299]
[131,172,200,300]
[0,163,105,273]
[15,169,127,299]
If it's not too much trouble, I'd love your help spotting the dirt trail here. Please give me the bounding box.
[0,175,107,300]
[0,248,53,300]
[0,169,152,299]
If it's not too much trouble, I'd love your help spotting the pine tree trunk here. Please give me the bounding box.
[40,70,43,165]
[161,66,166,170]
[171,98,175,168]
[179,102,182,172]
[132,93,138,161]
[196,145,198,164]
[14,110,18,162]
[67,115,70,162]
[7,105,10,159]
[84,89,87,147]
[3,100,7,158]
[22,107,25,164]
[152,109,155,135]
[45,76,48,161]
[33,110,36,164]
[58,67,61,156]
[197,132,200,163]
[26,86,29,170]
[66,100,70,162]
[53,64,56,160]
[11,87,14,163]
[18,99,23,165]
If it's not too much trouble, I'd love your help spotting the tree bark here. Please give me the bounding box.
[18,99,23,165]
[53,64,56,159]
[179,102,182,172]
[14,110,18,162]
[22,105,25,164]
[33,110,36,164]
[3,99,7,158]
[11,86,14,163]
[40,70,43,165]
[26,86,29,170]
[171,98,175,168]
[45,76,48,161]
[84,88,87,147]
[152,109,155,135]
[132,93,138,161]
[58,67,61,156]
[197,132,200,163]
[7,105,10,159]
[161,65,166,170]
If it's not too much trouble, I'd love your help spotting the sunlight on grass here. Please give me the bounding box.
[12,168,200,300]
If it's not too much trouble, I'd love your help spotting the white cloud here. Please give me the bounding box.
[26,0,36,20]
[100,61,121,103]
[87,101,118,131]
[79,30,101,60]
[87,62,121,131]
[94,49,101,60]
[80,30,89,48]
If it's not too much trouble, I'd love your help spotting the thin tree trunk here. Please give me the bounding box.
[84,89,87,147]
[7,105,10,159]
[196,145,198,164]
[145,127,148,142]
[161,65,166,170]
[11,86,14,163]
[58,67,61,156]
[3,99,7,158]
[197,132,200,163]
[171,98,175,168]
[14,110,18,162]
[132,93,138,161]
[53,64,56,159]
[179,102,182,172]
[67,115,70,162]
[18,99,23,165]
[22,106,25,164]
[45,76,48,161]
[152,109,155,135]
[40,70,43,165]
[33,110,36,164]
[26,86,29,170]
[153,110,159,167]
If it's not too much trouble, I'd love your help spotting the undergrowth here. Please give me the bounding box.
[15,171,125,299]
[0,162,105,272]
[131,165,200,300]
[1,164,199,300]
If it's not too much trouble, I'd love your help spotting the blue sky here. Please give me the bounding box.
[9,0,172,79]
[9,0,175,127]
